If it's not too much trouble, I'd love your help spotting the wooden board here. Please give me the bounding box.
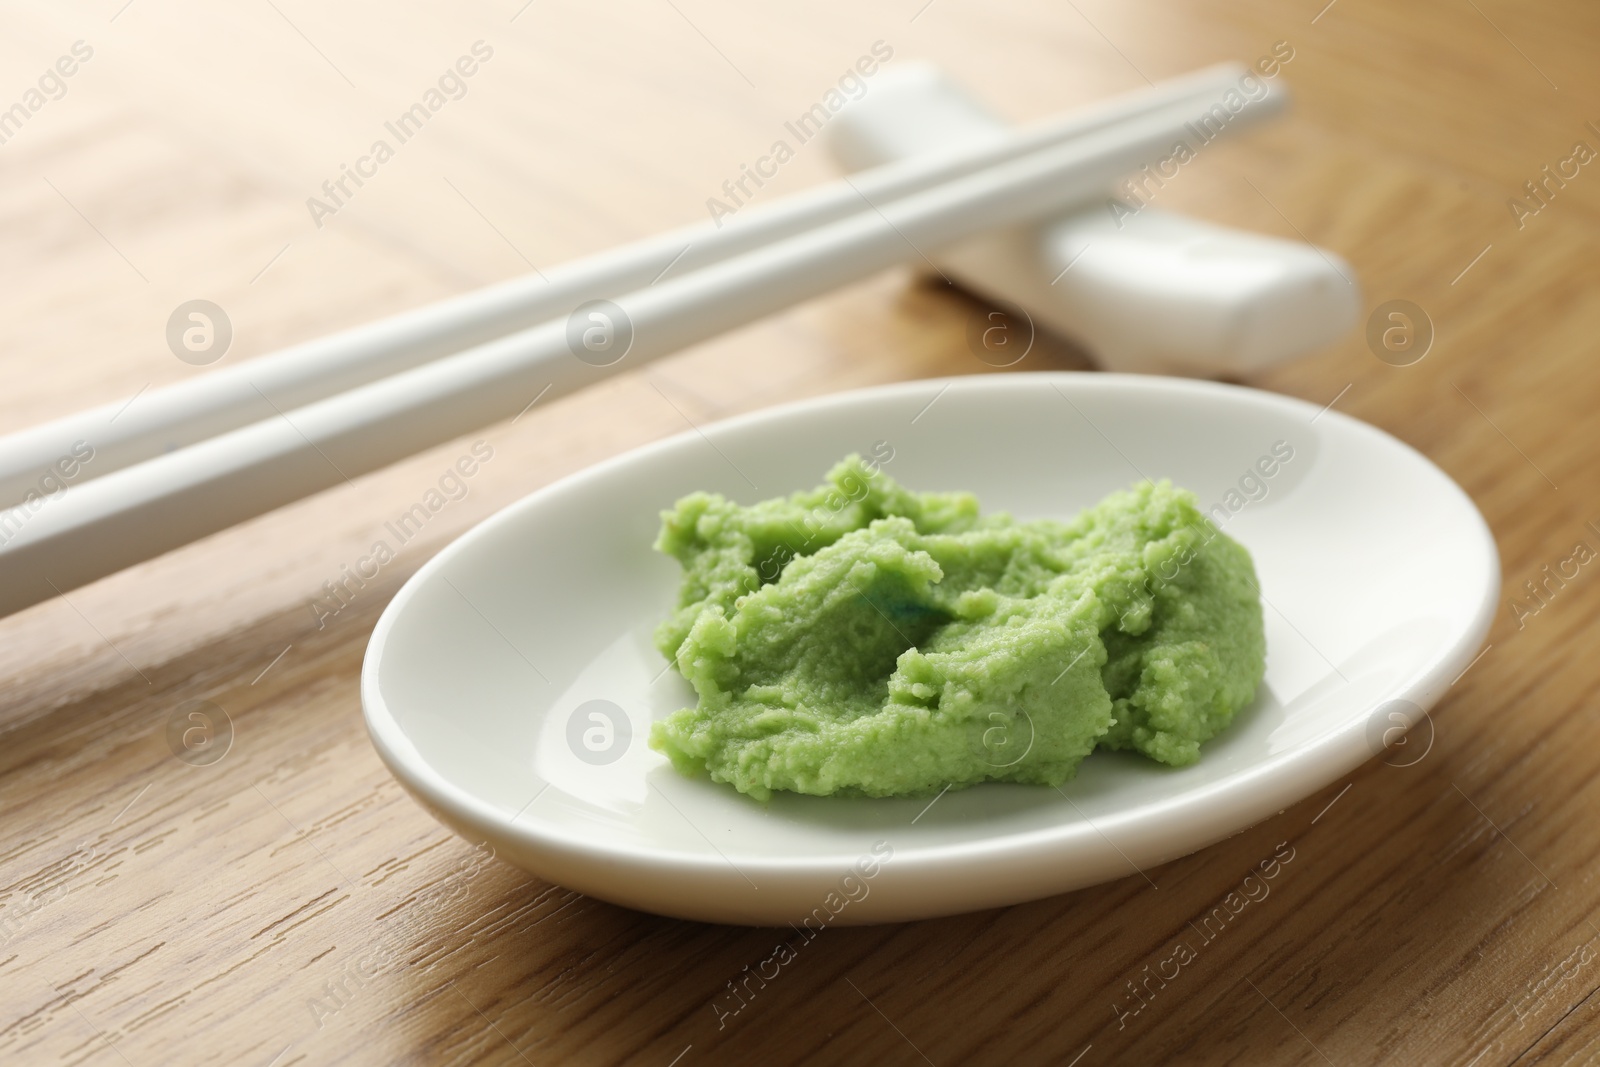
[2,0,1598,1063]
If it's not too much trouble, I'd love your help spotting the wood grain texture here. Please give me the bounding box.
[2,0,1598,1064]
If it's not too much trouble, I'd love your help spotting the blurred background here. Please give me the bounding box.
[2,1,1597,1064]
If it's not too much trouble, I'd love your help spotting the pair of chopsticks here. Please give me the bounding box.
[0,64,1283,618]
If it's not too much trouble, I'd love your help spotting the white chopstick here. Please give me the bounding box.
[0,63,1271,510]
[0,82,1287,618]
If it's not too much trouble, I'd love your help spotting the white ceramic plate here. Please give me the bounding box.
[362,373,1498,925]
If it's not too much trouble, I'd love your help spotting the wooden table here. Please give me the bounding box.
[3,0,1597,1063]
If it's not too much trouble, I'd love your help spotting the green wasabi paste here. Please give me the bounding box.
[649,456,1265,801]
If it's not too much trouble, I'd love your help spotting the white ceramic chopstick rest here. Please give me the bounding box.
[827,64,1360,375]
